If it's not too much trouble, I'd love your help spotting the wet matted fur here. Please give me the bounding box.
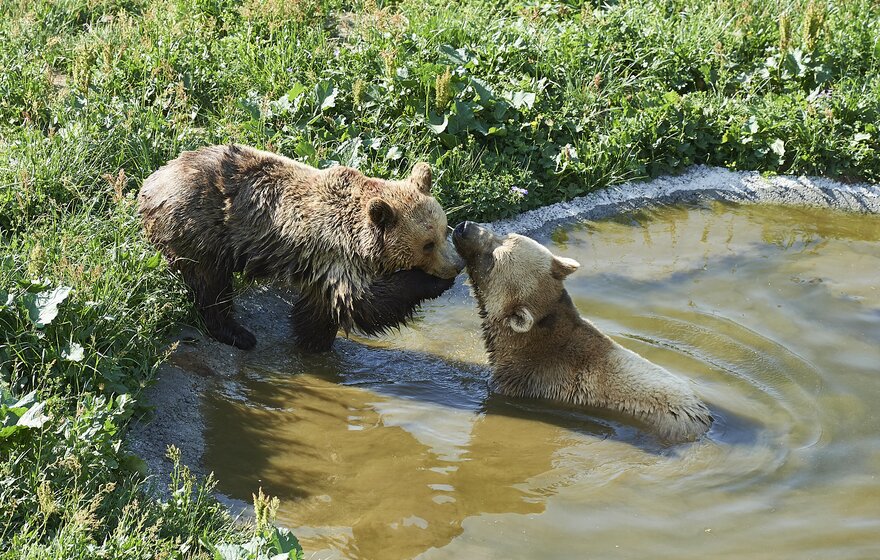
[452,221,712,442]
[138,144,462,351]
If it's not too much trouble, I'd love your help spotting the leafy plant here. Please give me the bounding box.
[0,385,50,439]
[208,488,303,560]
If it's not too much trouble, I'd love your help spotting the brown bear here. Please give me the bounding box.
[138,144,462,351]
[452,221,712,442]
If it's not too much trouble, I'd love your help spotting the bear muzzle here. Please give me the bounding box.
[452,221,478,253]
[452,221,499,260]
[452,220,474,239]
[419,240,465,280]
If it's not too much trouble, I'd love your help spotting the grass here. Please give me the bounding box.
[0,0,878,556]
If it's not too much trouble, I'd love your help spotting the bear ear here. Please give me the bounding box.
[551,256,580,280]
[368,197,397,229]
[410,162,432,194]
[506,307,534,333]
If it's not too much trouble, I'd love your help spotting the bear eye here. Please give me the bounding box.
[423,241,435,253]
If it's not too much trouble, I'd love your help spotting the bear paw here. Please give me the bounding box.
[229,325,257,350]
[209,321,257,350]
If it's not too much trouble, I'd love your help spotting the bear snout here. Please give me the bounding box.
[453,221,499,260]
[427,240,465,279]
[452,220,484,247]
[447,241,466,273]
[453,221,473,238]
[452,221,475,257]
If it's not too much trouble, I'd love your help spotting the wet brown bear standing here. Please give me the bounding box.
[138,144,462,351]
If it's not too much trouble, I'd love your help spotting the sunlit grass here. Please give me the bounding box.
[1,0,878,556]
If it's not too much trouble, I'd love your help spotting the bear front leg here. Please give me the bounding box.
[179,263,257,350]
[351,269,456,336]
[290,294,340,352]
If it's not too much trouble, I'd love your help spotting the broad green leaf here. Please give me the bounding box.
[270,94,293,115]
[0,426,18,438]
[287,82,307,100]
[144,251,162,269]
[315,81,337,111]
[663,91,681,105]
[17,401,49,428]
[237,98,261,121]
[492,100,510,121]
[269,527,303,555]
[770,138,785,156]
[103,382,131,395]
[23,279,52,293]
[453,100,475,121]
[470,77,494,102]
[22,286,71,328]
[507,91,536,110]
[11,390,36,409]
[0,383,14,406]
[386,146,402,160]
[116,393,131,410]
[426,112,448,134]
[438,133,459,147]
[61,342,84,362]
[210,542,248,560]
[747,116,759,134]
[449,101,481,135]
[439,44,470,66]
[294,141,317,159]
[120,452,150,476]
[784,49,807,76]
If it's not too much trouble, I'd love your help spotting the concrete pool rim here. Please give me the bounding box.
[491,164,880,237]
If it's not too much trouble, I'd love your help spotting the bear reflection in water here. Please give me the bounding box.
[452,221,712,442]
[206,356,620,560]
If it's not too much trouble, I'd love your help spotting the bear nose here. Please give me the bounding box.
[453,221,472,240]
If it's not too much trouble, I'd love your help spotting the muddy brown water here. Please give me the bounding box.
[204,202,880,559]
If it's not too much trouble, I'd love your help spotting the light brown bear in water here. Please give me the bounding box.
[138,144,462,351]
[452,221,712,442]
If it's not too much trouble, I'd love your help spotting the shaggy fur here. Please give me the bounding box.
[138,144,461,351]
[452,221,712,442]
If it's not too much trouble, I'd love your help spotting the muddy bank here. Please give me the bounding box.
[127,286,298,496]
[126,166,880,496]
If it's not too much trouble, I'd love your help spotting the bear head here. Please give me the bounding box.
[451,221,579,333]
[367,163,463,280]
